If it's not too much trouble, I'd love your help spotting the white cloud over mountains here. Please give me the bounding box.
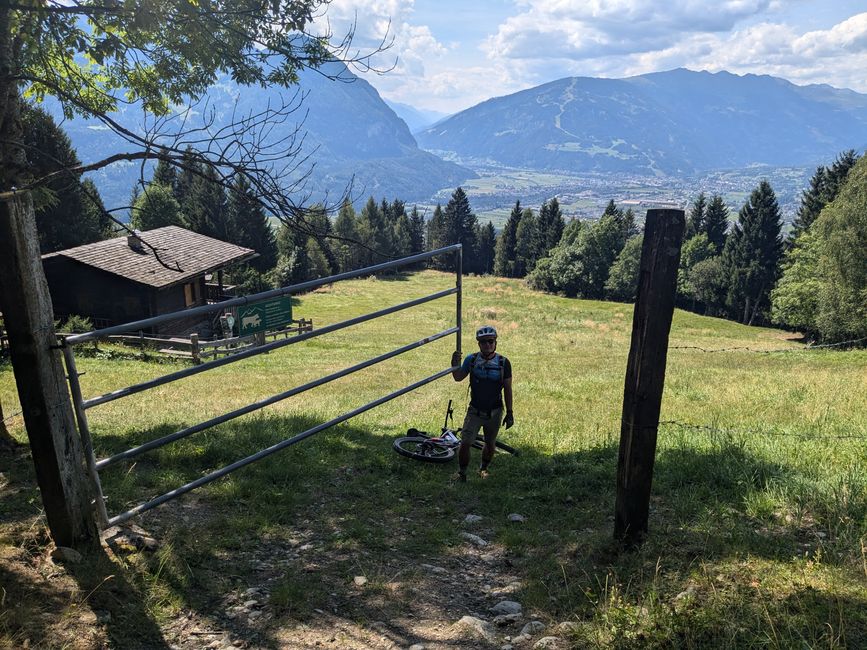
[316,1,867,113]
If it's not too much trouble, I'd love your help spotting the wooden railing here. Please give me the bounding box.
[100,318,313,364]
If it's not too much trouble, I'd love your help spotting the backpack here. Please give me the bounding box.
[468,352,506,388]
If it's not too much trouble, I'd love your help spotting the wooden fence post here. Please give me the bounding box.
[614,208,685,547]
[0,193,99,547]
[190,333,200,365]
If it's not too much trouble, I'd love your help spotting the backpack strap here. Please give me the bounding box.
[469,353,505,388]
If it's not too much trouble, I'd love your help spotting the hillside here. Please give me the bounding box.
[416,68,867,176]
[1,272,865,648]
[50,61,474,211]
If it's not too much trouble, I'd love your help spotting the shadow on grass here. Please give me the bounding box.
[4,412,865,648]
[0,447,171,647]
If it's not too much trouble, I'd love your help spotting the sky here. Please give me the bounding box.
[316,1,867,115]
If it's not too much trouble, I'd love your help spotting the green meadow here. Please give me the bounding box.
[1,270,865,648]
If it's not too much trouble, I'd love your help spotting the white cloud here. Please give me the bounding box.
[483,5,867,95]
[485,0,778,61]
[634,14,867,92]
[311,2,867,113]
[313,0,447,77]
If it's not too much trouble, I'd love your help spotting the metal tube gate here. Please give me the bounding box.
[62,245,463,528]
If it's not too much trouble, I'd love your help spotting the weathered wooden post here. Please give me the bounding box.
[0,194,99,547]
[190,333,200,365]
[614,208,685,547]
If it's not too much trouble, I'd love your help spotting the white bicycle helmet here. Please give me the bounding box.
[475,325,498,340]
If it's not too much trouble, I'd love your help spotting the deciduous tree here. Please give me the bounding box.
[0,0,383,546]
[130,183,183,231]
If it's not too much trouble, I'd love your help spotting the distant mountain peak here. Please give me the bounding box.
[416,69,867,175]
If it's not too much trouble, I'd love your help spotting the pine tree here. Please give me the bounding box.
[152,150,177,188]
[185,165,232,242]
[791,166,827,240]
[389,199,412,259]
[602,199,635,247]
[704,194,729,254]
[174,146,200,218]
[80,179,113,239]
[21,103,110,252]
[333,199,360,272]
[408,206,425,255]
[358,196,394,266]
[477,221,496,275]
[227,175,277,272]
[537,198,565,257]
[393,211,413,259]
[514,207,539,277]
[426,204,446,262]
[790,150,860,242]
[547,197,565,250]
[273,222,310,286]
[825,150,859,197]
[686,192,707,239]
[493,200,522,277]
[722,180,784,324]
[303,204,336,275]
[442,187,480,273]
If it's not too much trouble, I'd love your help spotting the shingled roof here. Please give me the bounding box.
[42,226,257,289]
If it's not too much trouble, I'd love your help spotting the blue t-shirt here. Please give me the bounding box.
[461,353,512,412]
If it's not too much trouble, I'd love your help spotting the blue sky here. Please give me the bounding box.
[319,1,867,114]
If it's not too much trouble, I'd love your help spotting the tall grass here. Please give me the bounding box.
[1,270,865,648]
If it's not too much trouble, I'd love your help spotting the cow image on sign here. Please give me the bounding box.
[238,296,293,335]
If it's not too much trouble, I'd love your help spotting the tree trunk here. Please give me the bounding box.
[747,283,766,326]
[0,193,99,547]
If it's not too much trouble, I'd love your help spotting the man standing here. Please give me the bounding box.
[450,325,514,481]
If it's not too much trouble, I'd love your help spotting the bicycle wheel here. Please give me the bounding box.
[393,436,455,463]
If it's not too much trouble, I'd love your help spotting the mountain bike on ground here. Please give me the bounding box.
[392,399,519,463]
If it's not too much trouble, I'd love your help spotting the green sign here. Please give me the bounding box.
[237,296,293,335]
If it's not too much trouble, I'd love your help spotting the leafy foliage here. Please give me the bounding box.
[130,184,183,231]
[811,156,867,341]
[770,230,823,335]
[604,236,643,302]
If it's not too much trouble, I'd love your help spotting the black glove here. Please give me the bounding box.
[503,412,514,429]
[451,351,461,368]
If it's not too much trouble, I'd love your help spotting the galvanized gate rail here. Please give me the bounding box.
[62,245,463,528]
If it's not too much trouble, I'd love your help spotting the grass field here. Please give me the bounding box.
[1,270,865,648]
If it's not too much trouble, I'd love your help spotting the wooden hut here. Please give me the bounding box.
[42,226,257,335]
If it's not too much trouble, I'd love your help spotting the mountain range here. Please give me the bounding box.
[52,61,473,212]
[416,68,867,176]
[50,67,867,213]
